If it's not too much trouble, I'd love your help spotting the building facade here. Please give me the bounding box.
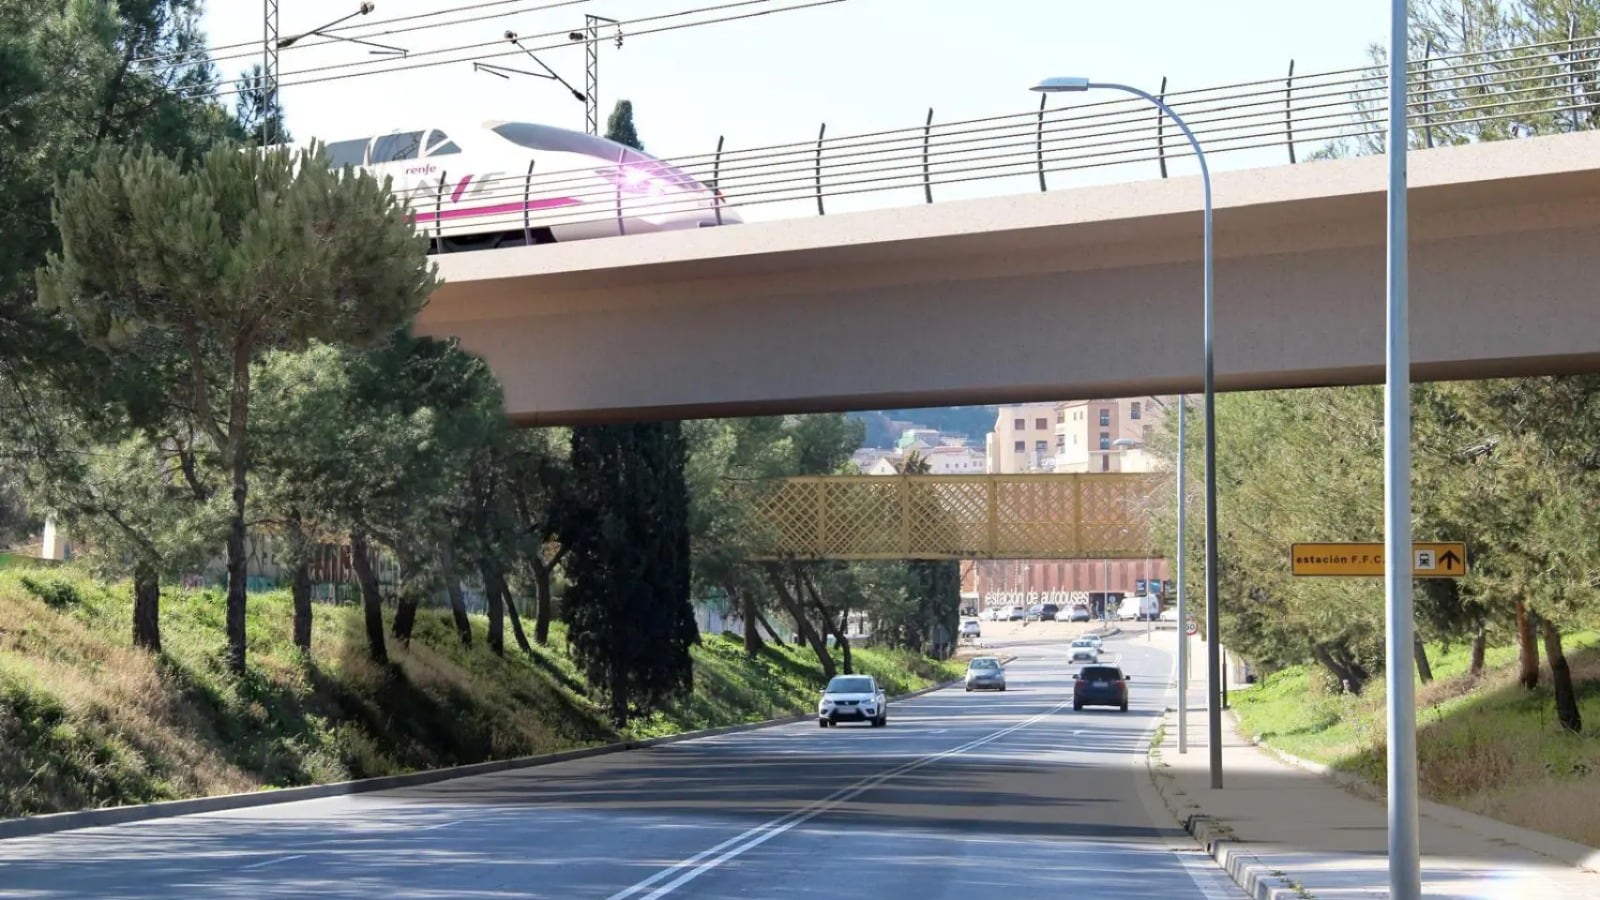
[1052,396,1170,473]
[984,403,1060,473]
[969,557,1171,616]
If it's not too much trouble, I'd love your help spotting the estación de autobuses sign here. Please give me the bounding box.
[982,590,1093,607]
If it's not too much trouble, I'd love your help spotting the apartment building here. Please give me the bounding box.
[1053,396,1170,473]
[984,403,1060,473]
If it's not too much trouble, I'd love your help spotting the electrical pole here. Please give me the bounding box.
[571,15,621,135]
[262,0,280,146]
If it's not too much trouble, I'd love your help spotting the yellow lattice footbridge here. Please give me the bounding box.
[747,473,1164,560]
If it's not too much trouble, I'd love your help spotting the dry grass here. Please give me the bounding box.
[0,568,956,818]
[1235,631,1600,849]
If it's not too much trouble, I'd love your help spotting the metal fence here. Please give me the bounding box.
[414,34,1600,243]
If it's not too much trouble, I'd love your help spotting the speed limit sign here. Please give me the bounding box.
[1185,617,1198,636]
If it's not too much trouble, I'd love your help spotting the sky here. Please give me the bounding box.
[197,0,1398,218]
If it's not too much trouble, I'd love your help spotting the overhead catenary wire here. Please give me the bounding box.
[168,0,842,95]
[139,0,594,69]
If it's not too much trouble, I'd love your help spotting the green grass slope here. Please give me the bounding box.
[0,569,958,819]
[1232,633,1600,848]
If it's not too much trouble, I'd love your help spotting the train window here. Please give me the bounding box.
[423,129,460,156]
[369,131,424,163]
[324,138,369,168]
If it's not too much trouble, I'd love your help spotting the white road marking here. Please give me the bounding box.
[240,854,306,870]
[606,695,1076,900]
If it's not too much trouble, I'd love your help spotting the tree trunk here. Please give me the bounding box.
[291,558,312,654]
[1516,599,1541,690]
[132,559,160,652]
[482,560,508,656]
[484,584,504,655]
[1413,635,1434,684]
[503,583,534,654]
[1311,643,1362,694]
[224,353,252,675]
[285,512,313,654]
[802,573,851,673]
[1542,620,1582,734]
[1469,628,1487,677]
[756,608,786,646]
[833,612,853,674]
[350,531,388,664]
[766,566,833,680]
[739,587,763,655]
[439,537,472,648]
[391,552,425,644]
[532,559,554,645]
[224,493,248,675]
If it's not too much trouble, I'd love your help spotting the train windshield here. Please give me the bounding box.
[490,122,703,190]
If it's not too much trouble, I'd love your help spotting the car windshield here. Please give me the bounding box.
[826,676,874,693]
[1081,667,1123,681]
[968,658,1000,670]
[1072,639,1095,647]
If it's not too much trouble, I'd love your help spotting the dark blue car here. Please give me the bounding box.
[1073,664,1130,711]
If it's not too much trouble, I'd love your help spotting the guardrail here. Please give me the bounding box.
[417,34,1600,244]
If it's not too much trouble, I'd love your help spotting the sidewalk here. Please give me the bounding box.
[1147,699,1600,899]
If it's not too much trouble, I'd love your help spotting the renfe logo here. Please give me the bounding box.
[405,164,438,176]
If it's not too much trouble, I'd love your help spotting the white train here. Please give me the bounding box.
[299,120,740,252]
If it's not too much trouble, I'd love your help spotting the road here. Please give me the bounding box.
[0,632,1241,899]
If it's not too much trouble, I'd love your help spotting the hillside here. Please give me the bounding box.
[0,568,957,819]
[851,406,999,449]
[1232,634,1600,848]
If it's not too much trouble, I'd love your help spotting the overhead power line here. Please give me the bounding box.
[142,0,594,72]
[186,0,849,103]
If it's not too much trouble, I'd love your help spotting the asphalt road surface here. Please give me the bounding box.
[0,632,1242,899]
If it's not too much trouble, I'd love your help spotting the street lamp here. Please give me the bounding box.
[1032,76,1220,786]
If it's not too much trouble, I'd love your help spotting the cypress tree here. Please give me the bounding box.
[560,100,697,725]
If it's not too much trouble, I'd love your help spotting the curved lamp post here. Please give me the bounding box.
[1030,77,1221,788]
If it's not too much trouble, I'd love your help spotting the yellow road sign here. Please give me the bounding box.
[1290,542,1468,578]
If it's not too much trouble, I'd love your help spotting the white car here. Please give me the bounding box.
[960,618,982,639]
[1081,634,1104,650]
[1068,638,1101,663]
[818,674,888,727]
[1159,606,1181,622]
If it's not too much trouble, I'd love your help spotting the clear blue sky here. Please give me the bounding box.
[200,0,1394,210]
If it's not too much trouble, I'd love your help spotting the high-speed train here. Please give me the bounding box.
[297,120,740,252]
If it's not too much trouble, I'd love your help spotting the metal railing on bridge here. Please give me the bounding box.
[419,34,1600,244]
[745,473,1164,561]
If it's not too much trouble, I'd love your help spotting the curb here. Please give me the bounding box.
[1144,710,1307,900]
[1234,709,1600,876]
[0,670,965,842]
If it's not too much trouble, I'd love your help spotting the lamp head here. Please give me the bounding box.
[1031,77,1091,93]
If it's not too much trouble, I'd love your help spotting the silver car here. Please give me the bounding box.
[965,656,1007,691]
[818,675,888,727]
[1068,638,1101,664]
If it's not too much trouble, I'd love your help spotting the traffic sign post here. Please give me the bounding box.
[1289,542,1467,578]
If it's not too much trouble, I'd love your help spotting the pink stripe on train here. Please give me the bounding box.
[413,196,583,224]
